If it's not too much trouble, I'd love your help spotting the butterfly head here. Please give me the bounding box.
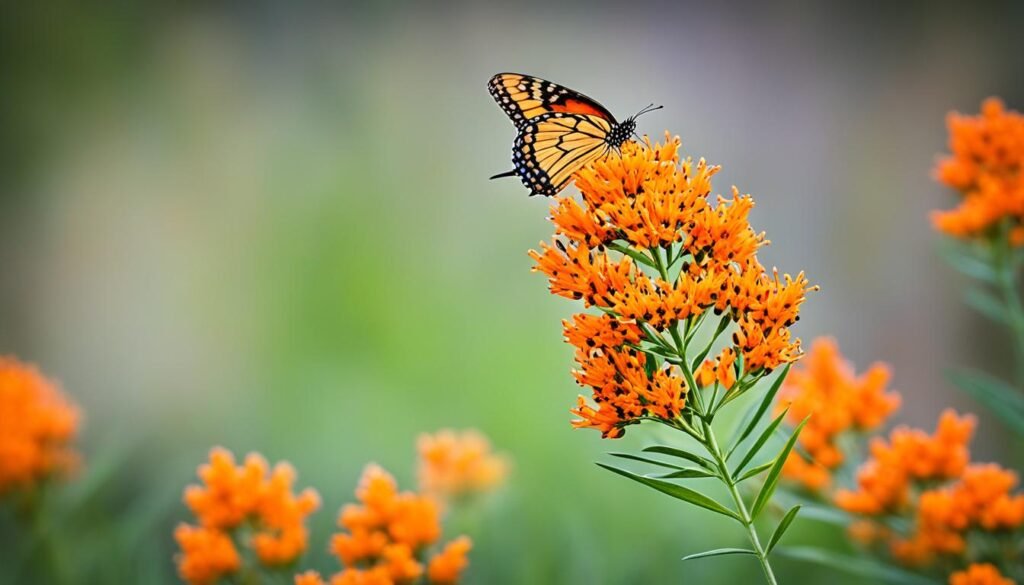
[614,103,663,147]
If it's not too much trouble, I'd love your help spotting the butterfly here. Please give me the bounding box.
[488,73,661,196]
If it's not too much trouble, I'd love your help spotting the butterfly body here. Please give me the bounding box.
[488,73,654,197]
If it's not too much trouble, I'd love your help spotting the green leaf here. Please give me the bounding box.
[643,445,716,471]
[728,364,790,459]
[791,503,853,527]
[949,369,1024,437]
[777,547,941,585]
[608,452,685,471]
[656,468,718,480]
[733,407,789,476]
[596,463,740,521]
[938,239,997,283]
[766,505,801,554]
[736,460,774,483]
[608,241,657,268]
[750,417,807,519]
[643,351,660,378]
[689,314,733,371]
[681,548,756,561]
[964,287,1009,324]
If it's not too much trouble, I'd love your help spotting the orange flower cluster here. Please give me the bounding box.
[175,448,321,585]
[893,463,1024,565]
[776,338,901,490]
[836,410,975,515]
[417,429,508,499]
[932,98,1024,242]
[298,464,471,585]
[0,356,80,494]
[530,136,814,438]
[949,564,1016,585]
[830,407,1022,573]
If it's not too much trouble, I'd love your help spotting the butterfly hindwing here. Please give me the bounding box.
[511,112,613,196]
[488,73,618,130]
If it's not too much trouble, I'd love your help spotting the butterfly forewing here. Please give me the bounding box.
[488,73,617,130]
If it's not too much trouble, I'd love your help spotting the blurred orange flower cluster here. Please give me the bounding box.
[777,338,901,490]
[835,410,975,516]
[932,98,1024,242]
[0,356,80,494]
[778,340,1023,579]
[530,135,814,438]
[175,447,321,585]
[949,563,1016,585]
[417,429,508,500]
[299,464,471,585]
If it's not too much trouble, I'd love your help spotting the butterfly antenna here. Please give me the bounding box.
[633,103,663,119]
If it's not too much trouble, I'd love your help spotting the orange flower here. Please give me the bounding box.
[175,448,320,584]
[321,464,472,585]
[174,524,241,585]
[417,429,508,499]
[836,410,974,515]
[776,338,900,490]
[295,570,327,585]
[0,356,80,493]
[427,536,472,584]
[932,98,1024,241]
[530,135,814,437]
[949,563,1016,585]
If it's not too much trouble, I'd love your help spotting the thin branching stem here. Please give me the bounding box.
[700,418,778,585]
[993,224,1024,384]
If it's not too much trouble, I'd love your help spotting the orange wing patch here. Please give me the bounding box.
[550,99,610,119]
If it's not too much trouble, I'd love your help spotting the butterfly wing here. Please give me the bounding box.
[488,73,617,129]
[510,112,613,196]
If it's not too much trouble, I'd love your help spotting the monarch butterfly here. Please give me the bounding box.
[488,73,661,196]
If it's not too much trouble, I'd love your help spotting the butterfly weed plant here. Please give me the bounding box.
[527,135,815,584]
[762,99,1024,585]
[931,98,1024,435]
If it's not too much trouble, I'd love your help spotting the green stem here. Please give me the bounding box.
[993,230,1024,384]
[701,418,778,585]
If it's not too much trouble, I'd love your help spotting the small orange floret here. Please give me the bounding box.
[948,563,1016,585]
[931,97,1024,242]
[174,524,241,585]
[417,429,508,499]
[777,338,900,491]
[176,448,320,584]
[0,356,81,494]
[427,536,472,584]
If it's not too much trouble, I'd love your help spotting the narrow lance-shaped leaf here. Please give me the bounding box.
[937,239,997,283]
[777,547,941,585]
[727,364,790,459]
[751,416,808,520]
[949,368,1024,437]
[682,548,756,561]
[733,407,789,476]
[736,460,774,483]
[689,314,733,371]
[643,445,716,471]
[596,463,741,521]
[608,452,685,471]
[656,468,718,480]
[964,287,1009,325]
[766,505,801,554]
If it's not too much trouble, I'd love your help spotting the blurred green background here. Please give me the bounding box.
[1,1,1023,583]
